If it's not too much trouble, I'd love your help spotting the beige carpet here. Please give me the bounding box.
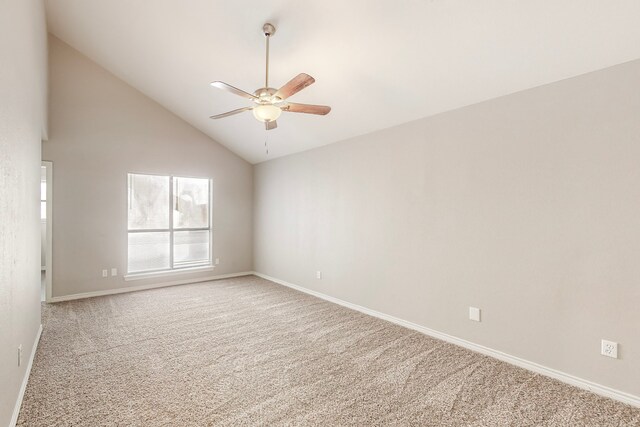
[18,275,640,426]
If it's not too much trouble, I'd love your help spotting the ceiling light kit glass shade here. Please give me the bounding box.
[252,104,282,123]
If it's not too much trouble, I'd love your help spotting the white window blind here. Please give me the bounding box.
[127,173,212,274]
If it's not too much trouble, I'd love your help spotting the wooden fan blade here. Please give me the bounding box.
[265,120,278,130]
[283,103,331,115]
[210,81,258,100]
[209,106,253,119]
[274,73,315,100]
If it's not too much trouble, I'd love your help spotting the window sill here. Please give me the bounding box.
[124,265,215,282]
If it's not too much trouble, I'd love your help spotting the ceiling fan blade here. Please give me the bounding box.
[209,106,253,119]
[265,120,278,130]
[283,103,331,115]
[210,81,258,100]
[274,73,315,100]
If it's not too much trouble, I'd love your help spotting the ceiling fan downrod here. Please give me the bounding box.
[263,23,276,89]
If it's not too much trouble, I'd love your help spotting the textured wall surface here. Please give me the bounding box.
[44,36,253,298]
[0,0,47,424]
[254,60,640,396]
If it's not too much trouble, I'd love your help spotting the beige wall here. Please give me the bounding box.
[44,36,253,298]
[0,0,47,424]
[254,59,640,396]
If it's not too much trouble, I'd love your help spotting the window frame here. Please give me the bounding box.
[126,172,213,277]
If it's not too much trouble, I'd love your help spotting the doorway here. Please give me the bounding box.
[41,161,52,302]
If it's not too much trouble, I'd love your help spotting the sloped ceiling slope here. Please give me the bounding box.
[45,0,640,164]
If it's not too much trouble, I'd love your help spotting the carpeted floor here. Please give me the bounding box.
[18,275,640,426]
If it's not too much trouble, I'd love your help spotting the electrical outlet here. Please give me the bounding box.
[18,345,22,367]
[469,307,481,322]
[601,340,618,359]
[111,268,117,276]
[102,269,108,278]
[215,258,220,265]
[316,271,322,279]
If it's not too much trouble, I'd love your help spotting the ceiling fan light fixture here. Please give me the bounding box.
[252,104,282,123]
[209,23,330,130]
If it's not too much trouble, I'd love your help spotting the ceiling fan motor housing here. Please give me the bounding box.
[254,87,280,102]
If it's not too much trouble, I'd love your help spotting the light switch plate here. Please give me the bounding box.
[111,268,117,276]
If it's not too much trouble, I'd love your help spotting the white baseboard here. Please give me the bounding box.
[10,324,43,427]
[49,272,253,303]
[252,272,640,408]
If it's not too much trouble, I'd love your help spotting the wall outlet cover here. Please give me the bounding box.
[469,307,481,322]
[102,269,108,278]
[601,340,618,359]
[316,271,322,279]
[111,268,117,276]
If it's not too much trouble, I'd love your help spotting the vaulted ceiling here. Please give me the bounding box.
[45,0,640,164]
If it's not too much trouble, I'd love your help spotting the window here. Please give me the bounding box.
[41,165,47,220]
[127,173,211,274]
[40,177,46,220]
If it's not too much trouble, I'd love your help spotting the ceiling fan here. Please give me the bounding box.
[209,23,331,131]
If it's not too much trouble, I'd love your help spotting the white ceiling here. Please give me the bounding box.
[45,0,640,164]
